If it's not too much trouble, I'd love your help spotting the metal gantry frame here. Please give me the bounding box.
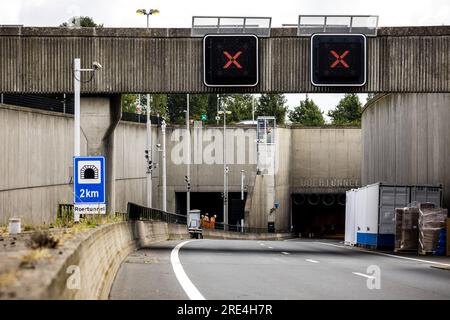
[297,15,379,37]
[191,16,272,37]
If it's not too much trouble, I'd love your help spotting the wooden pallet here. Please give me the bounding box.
[394,248,418,253]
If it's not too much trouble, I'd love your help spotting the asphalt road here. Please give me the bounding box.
[109,239,450,300]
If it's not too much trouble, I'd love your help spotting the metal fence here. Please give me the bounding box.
[127,202,274,233]
[212,222,269,233]
[57,203,128,224]
[127,202,187,225]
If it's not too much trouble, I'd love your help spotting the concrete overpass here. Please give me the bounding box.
[0,26,449,94]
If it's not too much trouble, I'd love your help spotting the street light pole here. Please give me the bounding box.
[73,58,101,222]
[74,58,81,158]
[137,8,159,209]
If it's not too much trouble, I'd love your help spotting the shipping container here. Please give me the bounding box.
[345,182,443,249]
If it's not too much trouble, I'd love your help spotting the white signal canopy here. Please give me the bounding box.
[191,16,272,37]
[298,15,379,37]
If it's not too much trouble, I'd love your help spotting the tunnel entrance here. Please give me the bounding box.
[175,192,247,225]
[292,193,346,239]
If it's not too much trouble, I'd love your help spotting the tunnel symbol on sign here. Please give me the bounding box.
[78,161,101,184]
[80,165,99,179]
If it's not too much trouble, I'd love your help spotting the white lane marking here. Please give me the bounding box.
[284,238,301,242]
[318,242,450,267]
[170,241,205,300]
[306,259,319,264]
[260,243,266,246]
[352,272,375,279]
[268,246,274,249]
[281,251,290,255]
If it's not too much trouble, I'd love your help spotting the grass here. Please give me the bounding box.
[0,270,18,289]
[19,248,52,269]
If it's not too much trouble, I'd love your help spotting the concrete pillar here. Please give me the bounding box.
[80,95,122,215]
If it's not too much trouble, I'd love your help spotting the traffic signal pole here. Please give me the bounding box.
[186,94,191,216]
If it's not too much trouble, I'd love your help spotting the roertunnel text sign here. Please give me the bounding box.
[311,34,366,87]
[203,34,259,87]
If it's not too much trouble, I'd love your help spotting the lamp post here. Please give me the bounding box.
[218,108,232,229]
[136,8,159,208]
[73,58,102,221]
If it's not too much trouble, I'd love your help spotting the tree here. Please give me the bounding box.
[255,93,288,125]
[167,94,187,125]
[289,96,325,126]
[60,16,103,27]
[121,94,168,118]
[221,94,255,124]
[327,93,362,126]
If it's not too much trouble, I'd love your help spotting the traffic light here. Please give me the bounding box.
[311,34,366,87]
[203,34,259,87]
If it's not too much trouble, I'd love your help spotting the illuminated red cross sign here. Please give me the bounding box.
[223,51,243,69]
[311,33,366,86]
[330,50,350,68]
[203,34,259,87]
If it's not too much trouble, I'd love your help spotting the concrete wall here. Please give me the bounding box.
[0,104,151,224]
[0,104,362,230]
[4,221,189,300]
[362,93,450,208]
[291,127,362,194]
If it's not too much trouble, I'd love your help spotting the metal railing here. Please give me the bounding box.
[212,221,269,233]
[127,202,187,225]
[297,15,379,37]
[191,16,272,37]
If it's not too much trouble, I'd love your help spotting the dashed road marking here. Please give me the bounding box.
[318,242,450,267]
[306,259,319,263]
[352,272,375,279]
[268,246,273,249]
[281,252,290,255]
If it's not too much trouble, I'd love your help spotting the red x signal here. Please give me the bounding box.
[223,51,243,69]
[330,50,350,69]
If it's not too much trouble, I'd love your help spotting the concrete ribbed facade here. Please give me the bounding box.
[0,26,449,94]
[361,93,450,208]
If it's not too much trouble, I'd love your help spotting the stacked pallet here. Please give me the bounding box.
[418,206,447,255]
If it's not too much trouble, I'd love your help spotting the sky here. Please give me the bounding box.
[1,0,449,122]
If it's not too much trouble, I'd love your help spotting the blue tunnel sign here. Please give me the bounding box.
[74,156,106,214]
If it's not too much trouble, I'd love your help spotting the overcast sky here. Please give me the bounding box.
[2,0,449,122]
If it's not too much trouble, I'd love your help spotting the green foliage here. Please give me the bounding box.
[221,94,255,124]
[255,93,288,125]
[327,94,362,126]
[288,97,325,126]
[121,94,168,118]
[60,16,103,27]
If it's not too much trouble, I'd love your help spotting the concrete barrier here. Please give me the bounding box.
[202,229,294,241]
[3,221,189,300]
